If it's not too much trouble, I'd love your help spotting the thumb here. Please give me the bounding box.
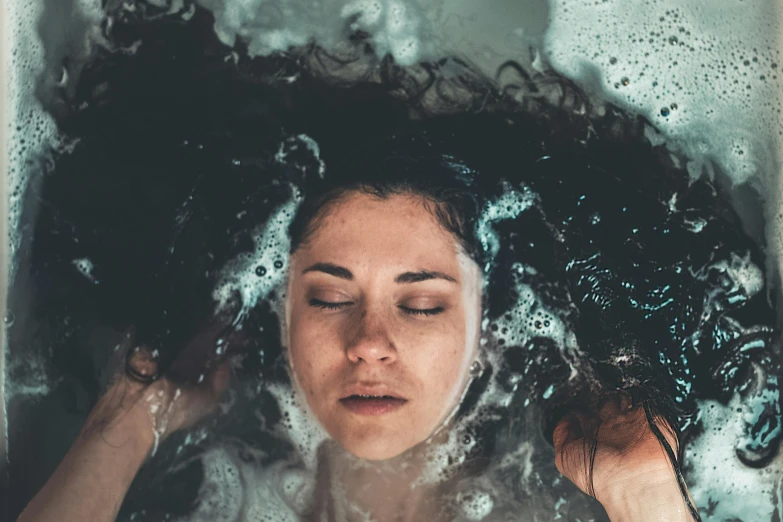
[177,358,234,427]
[208,359,233,399]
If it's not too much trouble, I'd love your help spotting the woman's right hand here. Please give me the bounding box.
[83,353,231,457]
[85,326,233,453]
[18,322,233,522]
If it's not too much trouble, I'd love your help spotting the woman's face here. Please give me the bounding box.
[285,192,482,461]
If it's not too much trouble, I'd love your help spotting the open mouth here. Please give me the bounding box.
[339,395,408,416]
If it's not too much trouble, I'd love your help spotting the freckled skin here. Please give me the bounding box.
[286,193,481,461]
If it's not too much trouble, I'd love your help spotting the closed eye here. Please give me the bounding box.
[399,305,445,316]
[309,298,353,310]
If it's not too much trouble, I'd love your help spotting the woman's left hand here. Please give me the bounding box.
[553,398,697,521]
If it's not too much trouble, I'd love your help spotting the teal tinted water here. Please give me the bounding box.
[4,1,782,521]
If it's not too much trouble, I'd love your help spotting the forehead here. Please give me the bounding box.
[296,192,461,275]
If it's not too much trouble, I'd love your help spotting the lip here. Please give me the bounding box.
[339,396,408,416]
[339,383,408,416]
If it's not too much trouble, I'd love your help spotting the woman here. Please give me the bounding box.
[18,123,701,521]
[14,10,779,522]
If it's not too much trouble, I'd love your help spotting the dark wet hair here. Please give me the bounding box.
[287,133,484,263]
[30,6,781,520]
[279,123,702,520]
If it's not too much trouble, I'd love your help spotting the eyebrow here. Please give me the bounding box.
[301,263,457,284]
[395,270,457,284]
[302,262,353,280]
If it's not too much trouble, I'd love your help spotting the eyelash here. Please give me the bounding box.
[399,305,444,316]
[309,299,352,310]
[309,300,444,316]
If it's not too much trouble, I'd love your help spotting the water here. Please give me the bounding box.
[543,0,783,299]
[3,1,782,521]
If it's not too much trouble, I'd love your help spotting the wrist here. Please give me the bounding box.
[80,381,157,457]
[598,473,695,522]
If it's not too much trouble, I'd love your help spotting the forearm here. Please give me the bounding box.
[18,344,228,522]
[599,478,696,522]
[18,394,154,522]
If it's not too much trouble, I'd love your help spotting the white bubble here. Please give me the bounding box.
[72,257,97,283]
[458,490,494,520]
[476,183,537,268]
[212,190,302,321]
[266,382,329,470]
[5,352,52,400]
[686,396,783,521]
[184,447,315,522]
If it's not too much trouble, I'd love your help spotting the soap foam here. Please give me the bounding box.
[457,489,494,520]
[72,257,98,284]
[5,353,53,400]
[182,446,308,522]
[543,0,782,187]
[266,382,329,471]
[196,0,428,65]
[687,396,783,521]
[212,187,301,322]
[541,0,783,316]
[476,183,537,271]
[5,0,60,269]
[6,1,783,520]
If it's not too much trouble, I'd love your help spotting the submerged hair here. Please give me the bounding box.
[36,6,783,520]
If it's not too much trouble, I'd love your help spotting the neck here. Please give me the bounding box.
[318,442,439,522]
[310,389,473,522]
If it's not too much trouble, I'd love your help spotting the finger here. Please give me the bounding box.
[553,412,589,450]
[126,344,161,381]
[186,359,234,411]
[175,366,232,429]
[168,317,233,383]
[99,327,137,386]
[207,359,233,398]
[553,413,585,478]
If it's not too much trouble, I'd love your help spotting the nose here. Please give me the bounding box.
[345,306,397,365]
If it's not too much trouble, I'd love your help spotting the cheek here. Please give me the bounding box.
[409,317,468,397]
[288,308,339,396]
